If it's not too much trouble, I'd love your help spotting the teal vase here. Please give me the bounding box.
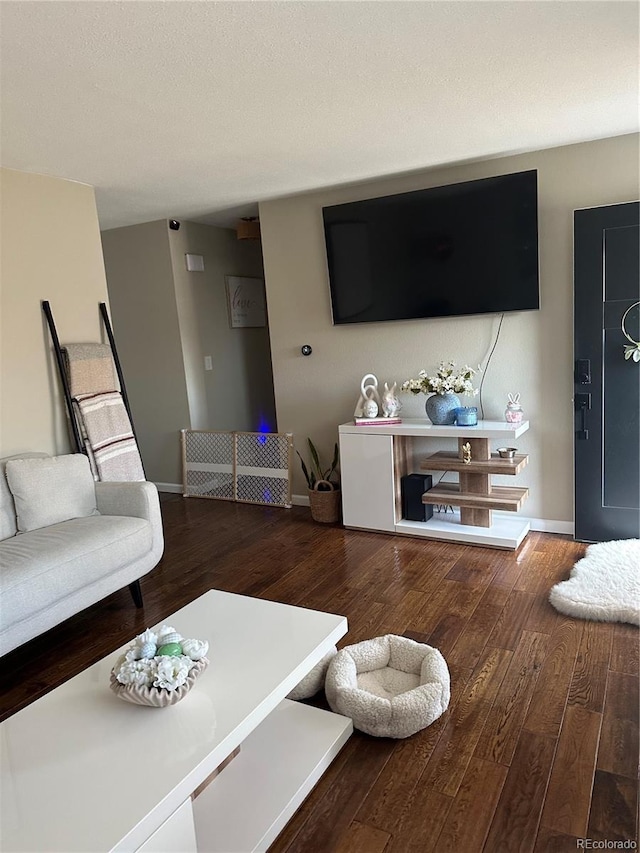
[425,393,461,425]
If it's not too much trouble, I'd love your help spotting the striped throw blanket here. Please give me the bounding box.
[75,392,145,482]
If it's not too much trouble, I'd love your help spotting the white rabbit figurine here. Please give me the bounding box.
[382,382,401,418]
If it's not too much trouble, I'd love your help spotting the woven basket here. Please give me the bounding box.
[309,480,341,524]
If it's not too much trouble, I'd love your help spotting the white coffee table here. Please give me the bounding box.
[0,591,352,852]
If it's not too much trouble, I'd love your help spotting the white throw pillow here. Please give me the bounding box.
[5,454,98,533]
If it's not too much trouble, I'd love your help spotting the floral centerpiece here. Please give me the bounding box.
[401,361,480,425]
[110,624,209,707]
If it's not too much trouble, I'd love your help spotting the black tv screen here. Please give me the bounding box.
[322,170,539,324]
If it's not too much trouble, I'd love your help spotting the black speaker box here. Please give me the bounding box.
[401,473,434,522]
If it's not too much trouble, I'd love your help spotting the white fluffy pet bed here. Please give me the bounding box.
[549,539,640,626]
[325,634,450,738]
[287,647,337,700]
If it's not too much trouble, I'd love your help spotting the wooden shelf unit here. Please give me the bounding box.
[338,419,531,550]
[420,438,529,527]
[422,483,529,512]
[420,450,529,476]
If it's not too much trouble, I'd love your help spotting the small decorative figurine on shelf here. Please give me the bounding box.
[462,442,472,464]
[505,393,524,424]
[354,373,381,418]
[382,382,401,418]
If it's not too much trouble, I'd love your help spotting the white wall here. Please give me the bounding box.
[0,168,110,457]
[102,219,277,486]
[101,220,192,485]
[167,222,276,433]
[259,134,640,524]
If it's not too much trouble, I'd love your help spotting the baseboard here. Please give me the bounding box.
[492,511,574,535]
[154,482,183,494]
[291,494,575,537]
[219,493,576,536]
[526,518,574,535]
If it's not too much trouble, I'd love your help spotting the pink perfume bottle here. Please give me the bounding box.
[505,393,524,424]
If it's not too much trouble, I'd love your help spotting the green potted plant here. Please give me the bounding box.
[297,438,341,523]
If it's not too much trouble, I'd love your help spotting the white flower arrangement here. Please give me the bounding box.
[113,624,209,693]
[401,361,480,397]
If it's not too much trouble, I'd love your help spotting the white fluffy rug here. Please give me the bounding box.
[549,539,640,626]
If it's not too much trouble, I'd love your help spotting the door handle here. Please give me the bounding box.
[575,392,591,440]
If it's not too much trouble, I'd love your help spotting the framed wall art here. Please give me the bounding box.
[225,276,267,328]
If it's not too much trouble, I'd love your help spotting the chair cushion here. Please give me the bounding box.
[0,460,18,542]
[0,515,152,631]
[0,453,49,541]
[5,454,97,533]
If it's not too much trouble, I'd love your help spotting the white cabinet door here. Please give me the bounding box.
[339,432,395,532]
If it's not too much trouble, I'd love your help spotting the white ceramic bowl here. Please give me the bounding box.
[109,657,209,707]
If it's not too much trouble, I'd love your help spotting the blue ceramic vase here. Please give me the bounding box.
[425,393,461,425]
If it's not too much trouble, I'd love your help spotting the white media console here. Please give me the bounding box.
[339,419,531,550]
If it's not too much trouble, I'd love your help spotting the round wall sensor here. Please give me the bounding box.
[301,345,312,356]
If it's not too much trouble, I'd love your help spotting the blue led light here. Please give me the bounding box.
[257,414,272,444]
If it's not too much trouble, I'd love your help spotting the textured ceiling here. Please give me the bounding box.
[1,1,638,230]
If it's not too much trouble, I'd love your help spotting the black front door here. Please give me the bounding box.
[574,201,640,543]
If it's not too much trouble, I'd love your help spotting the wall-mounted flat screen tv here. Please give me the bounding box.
[322,169,539,325]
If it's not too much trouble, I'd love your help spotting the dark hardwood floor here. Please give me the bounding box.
[3,496,639,852]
